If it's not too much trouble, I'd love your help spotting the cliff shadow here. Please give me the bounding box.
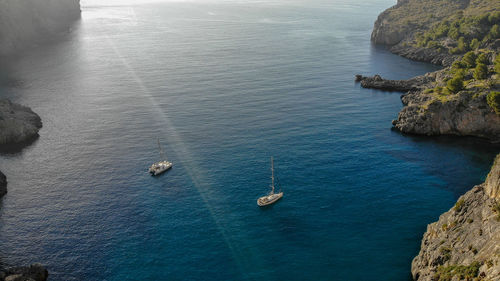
[387,130,500,198]
[0,135,40,155]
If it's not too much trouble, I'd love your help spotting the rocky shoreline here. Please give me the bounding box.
[355,71,500,142]
[0,264,48,281]
[411,154,500,281]
[366,1,500,280]
[0,98,43,199]
[0,0,81,277]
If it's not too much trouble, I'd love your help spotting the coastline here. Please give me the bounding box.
[366,0,500,280]
[0,1,81,279]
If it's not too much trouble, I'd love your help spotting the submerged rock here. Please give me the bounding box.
[0,170,6,198]
[0,263,48,281]
[411,154,500,280]
[0,99,42,146]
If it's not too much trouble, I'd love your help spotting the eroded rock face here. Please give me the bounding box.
[0,170,6,198]
[390,44,458,67]
[0,99,42,146]
[371,12,407,46]
[486,156,500,199]
[0,263,48,281]
[392,91,500,142]
[411,154,500,280]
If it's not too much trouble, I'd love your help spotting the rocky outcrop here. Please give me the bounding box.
[0,0,81,56]
[0,171,6,198]
[355,73,435,92]
[0,99,42,146]
[0,264,48,281]
[411,154,500,281]
[392,90,500,142]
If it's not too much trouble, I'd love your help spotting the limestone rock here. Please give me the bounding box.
[392,90,500,142]
[1,264,48,281]
[355,73,435,92]
[486,155,500,199]
[411,155,500,280]
[0,99,42,146]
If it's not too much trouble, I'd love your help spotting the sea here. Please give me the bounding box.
[0,0,498,280]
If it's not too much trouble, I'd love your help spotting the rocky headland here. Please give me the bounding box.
[411,154,500,281]
[0,99,42,147]
[358,0,500,142]
[371,0,500,66]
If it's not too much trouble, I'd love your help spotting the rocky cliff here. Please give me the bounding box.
[356,55,500,142]
[371,0,500,66]
[411,154,500,281]
[0,0,81,56]
[393,86,500,142]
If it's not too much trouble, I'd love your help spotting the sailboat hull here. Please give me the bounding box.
[149,161,173,176]
[257,192,283,206]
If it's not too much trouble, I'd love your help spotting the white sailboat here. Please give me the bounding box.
[257,156,283,206]
[149,139,172,176]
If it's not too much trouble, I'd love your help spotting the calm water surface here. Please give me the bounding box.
[0,0,498,280]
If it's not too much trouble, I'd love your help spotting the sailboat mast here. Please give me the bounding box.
[158,138,166,160]
[271,156,275,193]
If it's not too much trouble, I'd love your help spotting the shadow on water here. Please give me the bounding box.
[0,136,40,156]
[389,130,500,198]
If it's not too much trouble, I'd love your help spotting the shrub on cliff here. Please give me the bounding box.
[487,91,500,114]
[447,75,464,93]
[495,54,500,74]
[462,51,477,68]
[469,38,480,50]
[473,63,488,80]
[476,53,488,65]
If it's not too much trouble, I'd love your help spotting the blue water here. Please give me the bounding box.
[0,0,498,280]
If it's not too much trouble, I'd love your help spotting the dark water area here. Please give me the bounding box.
[0,0,498,280]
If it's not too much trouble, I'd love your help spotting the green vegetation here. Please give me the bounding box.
[413,11,500,54]
[434,261,482,281]
[473,63,488,79]
[447,75,464,93]
[440,246,452,261]
[454,198,465,211]
[476,53,489,65]
[496,55,500,74]
[487,91,500,114]
[462,51,477,68]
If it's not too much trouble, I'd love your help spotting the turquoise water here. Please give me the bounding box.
[0,0,498,280]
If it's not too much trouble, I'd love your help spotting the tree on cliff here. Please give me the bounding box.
[495,54,500,74]
[462,52,477,68]
[447,75,464,93]
[487,91,500,115]
[473,63,488,80]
